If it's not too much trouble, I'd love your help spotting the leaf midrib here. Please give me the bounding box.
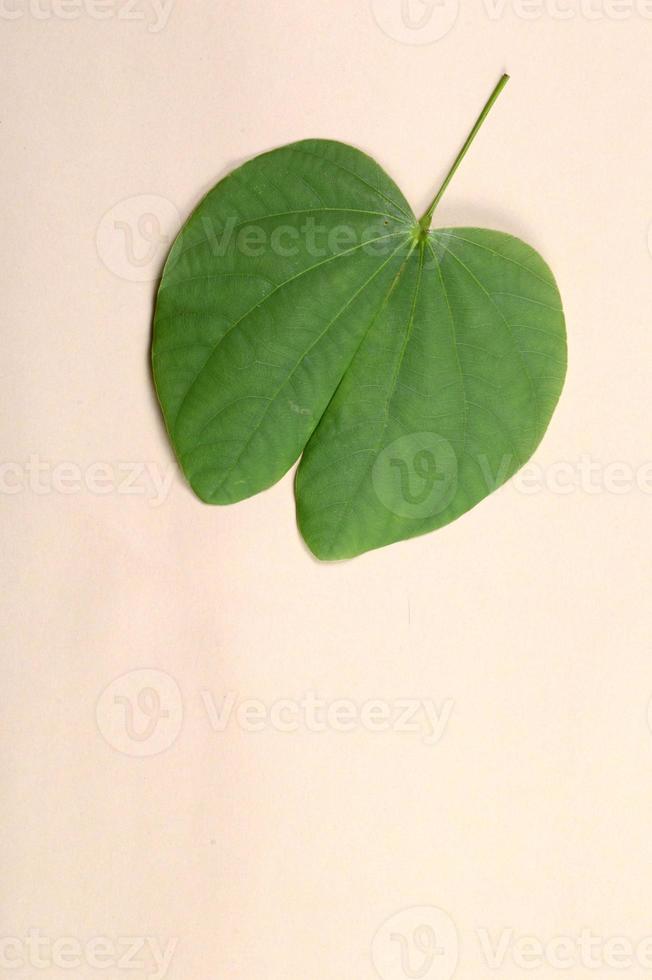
[317,243,425,556]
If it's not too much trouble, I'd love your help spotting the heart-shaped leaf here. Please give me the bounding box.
[152,75,566,560]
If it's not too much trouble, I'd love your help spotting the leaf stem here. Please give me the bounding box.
[419,73,510,232]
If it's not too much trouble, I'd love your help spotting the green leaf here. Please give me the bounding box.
[152,75,566,560]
